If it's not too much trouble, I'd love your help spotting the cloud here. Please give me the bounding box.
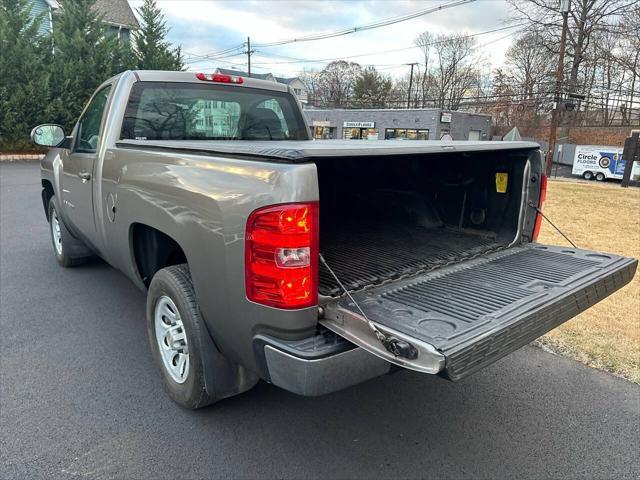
[131,0,516,77]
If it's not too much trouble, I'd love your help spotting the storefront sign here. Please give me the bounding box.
[343,121,375,128]
[313,120,331,127]
[440,112,452,123]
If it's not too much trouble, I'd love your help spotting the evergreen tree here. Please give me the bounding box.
[352,67,392,108]
[133,0,183,71]
[48,0,134,131]
[0,0,53,150]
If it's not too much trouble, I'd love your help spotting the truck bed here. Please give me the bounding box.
[319,224,504,296]
[117,139,540,162]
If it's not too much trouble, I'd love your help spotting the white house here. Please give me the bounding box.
[216,68,308,106]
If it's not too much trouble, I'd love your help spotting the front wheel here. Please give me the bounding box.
[47,196,92,267]
[147,264,219,409]
[582,171,594,180]
[595,172,605,181]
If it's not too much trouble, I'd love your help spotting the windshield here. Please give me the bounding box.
[120,81,308,141]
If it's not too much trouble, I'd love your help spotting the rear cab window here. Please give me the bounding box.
[120,82,308,141]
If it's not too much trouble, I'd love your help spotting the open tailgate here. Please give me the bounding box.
[321,244,637,381]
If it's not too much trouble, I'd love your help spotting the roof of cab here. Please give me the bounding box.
[131,70,290,92]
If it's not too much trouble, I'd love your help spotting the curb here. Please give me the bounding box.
[0,154,44,162]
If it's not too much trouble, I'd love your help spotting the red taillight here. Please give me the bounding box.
[245,202,319,309]
[195,72,244,84]
[532,174,548,241]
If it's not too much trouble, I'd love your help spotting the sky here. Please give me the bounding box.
[129,0,518,79]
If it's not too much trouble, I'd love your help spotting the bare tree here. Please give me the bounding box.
[504,31,554,101]
[415,32,435,107]
[299,69,322,106]
[432,33,482,109]
[408,32,483,110]
[507,0,638,129]
[306,60,361,108]
[615,5,640,124]
[588,29,629,125]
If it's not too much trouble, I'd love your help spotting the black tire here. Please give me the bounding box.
[47,196,92,267]
[147,264,219,409]
[595,172,605,181]
[582,171,593,180]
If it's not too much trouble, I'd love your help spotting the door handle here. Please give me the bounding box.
[78,171,91,182]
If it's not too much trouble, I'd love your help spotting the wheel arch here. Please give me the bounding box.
[129,222,188,288]
[41,179,55,220]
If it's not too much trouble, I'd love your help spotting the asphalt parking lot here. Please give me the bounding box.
[1,161,639,479]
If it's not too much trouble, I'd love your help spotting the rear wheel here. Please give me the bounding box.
[47,196,92,267]
[582,171,593,180]
[595,172,605,181]
[147,264,220,409]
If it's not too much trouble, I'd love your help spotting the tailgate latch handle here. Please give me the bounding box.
[320,253,420,361]
[382,337,419,360]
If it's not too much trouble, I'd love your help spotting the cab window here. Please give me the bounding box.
[120,82,308,141]
[75,85,112,153]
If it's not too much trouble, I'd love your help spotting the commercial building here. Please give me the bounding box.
[304,108,491,141]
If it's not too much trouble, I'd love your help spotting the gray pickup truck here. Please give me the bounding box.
[32,70,637,409]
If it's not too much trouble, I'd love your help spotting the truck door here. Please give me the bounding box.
[61,85,112,247]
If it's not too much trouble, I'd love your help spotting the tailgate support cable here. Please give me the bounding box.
[529,202,578,248]
[319,253,418,360]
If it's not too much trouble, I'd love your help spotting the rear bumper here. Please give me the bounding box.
[253,332,392,396]
[254,245,637,394]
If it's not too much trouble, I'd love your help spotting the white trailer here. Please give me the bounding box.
[572,144,640,181]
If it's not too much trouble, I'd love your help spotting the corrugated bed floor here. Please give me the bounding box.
[381,248,600,325]
[319,224,504,296]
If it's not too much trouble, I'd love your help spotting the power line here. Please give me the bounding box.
[181,26,522,78]
[182,22,525,74]
[186,21,526,68]
[182,44,246,62]
[251,0,476,48]
[250,24,525,67]
[184,51,246,64]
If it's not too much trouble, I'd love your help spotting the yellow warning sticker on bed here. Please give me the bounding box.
[495,173,508,193]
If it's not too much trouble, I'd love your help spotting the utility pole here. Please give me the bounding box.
[545,0,571,176]
[245,37,254,77]
[407,63,418,109]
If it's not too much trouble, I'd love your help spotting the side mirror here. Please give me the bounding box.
[31,124,66,147]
